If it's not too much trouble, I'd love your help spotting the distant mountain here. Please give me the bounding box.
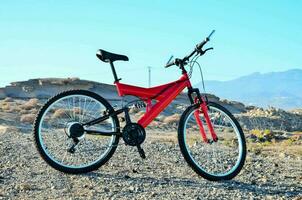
[197,69,302,110]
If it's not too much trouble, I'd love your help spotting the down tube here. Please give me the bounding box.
[138,81,189,128]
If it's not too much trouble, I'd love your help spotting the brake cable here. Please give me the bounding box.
[187,55,207,100]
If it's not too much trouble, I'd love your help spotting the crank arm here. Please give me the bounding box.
[137,145,146,159]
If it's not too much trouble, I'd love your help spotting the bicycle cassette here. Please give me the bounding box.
[122,123,146,146]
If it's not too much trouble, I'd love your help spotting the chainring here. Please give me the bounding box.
[122,123,146,146]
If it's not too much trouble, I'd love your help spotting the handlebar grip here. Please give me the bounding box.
[196,38,209,50]
[196,30,215,50]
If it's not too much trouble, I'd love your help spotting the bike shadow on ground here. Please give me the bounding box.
[81,171,302,197]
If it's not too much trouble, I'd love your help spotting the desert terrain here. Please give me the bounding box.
[0,78,301,199]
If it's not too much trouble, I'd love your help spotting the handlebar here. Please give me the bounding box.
[165,30,215,68]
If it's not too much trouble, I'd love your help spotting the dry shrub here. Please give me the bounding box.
[73,107,82,115]
[149,121,160,126]
[250,129,274,142]
[155,115,165,122]
[20,109,29,114]
[20,114,36,124]
[21,98,39,110]
[30,108,39,115]
[52,109,68,119]
[135,111,145,118]
[3,97,14,102]
[1,103,10,111]
[129,107,139,114]
[163,114,181,124]
[0,101,24,113]
[8,106,22,113]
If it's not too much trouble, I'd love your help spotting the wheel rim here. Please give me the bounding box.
[183,105,244,177]
[38,94,117,169]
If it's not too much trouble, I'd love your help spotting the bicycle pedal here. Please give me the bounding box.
[136,145,146,159]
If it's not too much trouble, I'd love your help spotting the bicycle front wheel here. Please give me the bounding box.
[178,101,246,181]
[34,90,120,174]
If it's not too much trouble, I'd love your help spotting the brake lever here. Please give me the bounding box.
[199,47,214,55]
[166,55,174,65]
[204,47,214,52]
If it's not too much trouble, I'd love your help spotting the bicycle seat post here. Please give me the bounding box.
[109,61,121,82]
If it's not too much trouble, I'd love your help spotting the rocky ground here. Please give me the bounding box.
[0,98,301,199]
[0,129,301,199]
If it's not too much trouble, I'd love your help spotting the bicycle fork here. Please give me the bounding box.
[194,99,218,143]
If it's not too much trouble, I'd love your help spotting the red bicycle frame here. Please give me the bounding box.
[115,72,217,142]
[116,73,191,128]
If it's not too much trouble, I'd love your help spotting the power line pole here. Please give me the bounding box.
[148,66,151,87]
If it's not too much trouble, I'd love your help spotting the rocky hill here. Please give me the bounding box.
[0,78,247,114]
[0,78,301,132]
[0,78,118,100]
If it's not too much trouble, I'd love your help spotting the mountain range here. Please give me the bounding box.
[198,69,302,110]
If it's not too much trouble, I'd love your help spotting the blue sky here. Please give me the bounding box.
[0,0,301,87]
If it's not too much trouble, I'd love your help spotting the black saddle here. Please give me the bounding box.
[96,49,129,63]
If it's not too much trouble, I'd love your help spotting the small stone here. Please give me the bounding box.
[260,177,268,183]
[266,195,274,200]
[151,192,157,197]
[20,183,32,191]
[279,152,286,158]
[124,175,131,179]
[254,149,261,155]
[131,158,141,163]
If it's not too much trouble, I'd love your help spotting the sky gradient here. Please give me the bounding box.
[0,0,301,87]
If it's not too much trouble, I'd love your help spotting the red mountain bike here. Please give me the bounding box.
[34,31,246,181]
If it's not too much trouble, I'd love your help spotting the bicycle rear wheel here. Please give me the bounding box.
[34,90,120,174]
[178,101,246,181]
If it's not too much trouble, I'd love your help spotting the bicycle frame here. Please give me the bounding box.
[84,71,218,142]
[115,73,192,128]
[83,65,217,142]
[116,71,218,142]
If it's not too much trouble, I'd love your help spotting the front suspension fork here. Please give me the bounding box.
[193,98,218,143]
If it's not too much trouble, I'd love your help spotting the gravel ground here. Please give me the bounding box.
[0,125,301,200]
